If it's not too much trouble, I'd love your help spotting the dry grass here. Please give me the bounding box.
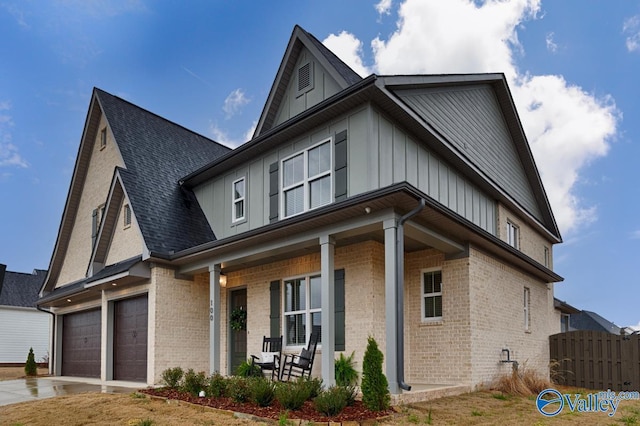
[491,364,552,397]
[0,367,49,381]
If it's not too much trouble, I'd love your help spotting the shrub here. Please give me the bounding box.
[361,336,390,411]
[182,369,207,396]
[161,367,184,389]
[342,384,358,406]
[235,359,262,377]
[226,376,252,403]
[250,377,276,407]
[276,379,311,410]
[206,372,227,397]
[313,386,349,417]
[25,348,37,376]
[491,363,551,397]
[299,377,323,399]
[335,351,358,386]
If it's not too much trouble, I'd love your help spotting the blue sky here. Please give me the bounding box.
[0,1,638,329]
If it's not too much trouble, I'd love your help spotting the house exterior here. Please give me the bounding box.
[39,25,562,393]
[0,264,50,365]
[554,298,621,334]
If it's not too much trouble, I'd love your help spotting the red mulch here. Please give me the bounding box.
[140,388,396,423]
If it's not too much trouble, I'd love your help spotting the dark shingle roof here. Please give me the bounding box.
[0,266,47,307]
[570,311,621,334]
[95,89,231,255]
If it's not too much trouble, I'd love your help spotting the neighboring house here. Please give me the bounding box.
[39,25,563,393]
[554,298,621,334]
[0,264,50,365]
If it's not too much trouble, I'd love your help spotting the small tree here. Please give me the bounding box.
[25,348,37,376]
[361,336,390,411]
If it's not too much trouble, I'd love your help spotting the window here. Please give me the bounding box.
[507,220,519,249]
[524,287,530,331]
[281,140,332,218]
[422,269,443,321]
[232,177,245,222]
[123,204,131,228]
[283,275,321,346]
[544,246,550,267]
[100,127,107,149]
[560,313,570,332]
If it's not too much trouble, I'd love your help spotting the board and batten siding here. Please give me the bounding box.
[194,104,496,239]
[395,84,541,222]
[0,307,51,363]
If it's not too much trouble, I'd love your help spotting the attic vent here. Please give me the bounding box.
[123,204,131,228]
[297,62,313,93]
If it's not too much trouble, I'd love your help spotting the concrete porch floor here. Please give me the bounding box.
[0,376,142,407]
[390,383,472,405]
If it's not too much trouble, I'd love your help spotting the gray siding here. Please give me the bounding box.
[395,84,542,221]
[274,47,342,127]
[195,104,497,239]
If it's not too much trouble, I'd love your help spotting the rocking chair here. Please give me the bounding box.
[250,336,283,380]
[281,331,320,381]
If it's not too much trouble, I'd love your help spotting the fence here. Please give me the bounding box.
[550,330,640,391]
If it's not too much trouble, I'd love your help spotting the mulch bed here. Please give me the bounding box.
[140,387,396,423]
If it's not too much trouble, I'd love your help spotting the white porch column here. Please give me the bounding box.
[320,235,335,387]
[209,264,222,374]
[383,218,400,394]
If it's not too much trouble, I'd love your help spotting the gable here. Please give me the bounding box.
[395,84,543,222]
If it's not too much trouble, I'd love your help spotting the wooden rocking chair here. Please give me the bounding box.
[281,331,320,381]
[250,336,283,380]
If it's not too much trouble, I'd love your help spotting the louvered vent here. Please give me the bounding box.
[298,62,311,92]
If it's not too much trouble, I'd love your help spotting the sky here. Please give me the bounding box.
[0,0,638,329]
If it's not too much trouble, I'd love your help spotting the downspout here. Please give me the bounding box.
[396,198,426,392]
[37,305,55,375]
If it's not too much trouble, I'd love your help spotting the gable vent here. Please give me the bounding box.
[298,62,312,92]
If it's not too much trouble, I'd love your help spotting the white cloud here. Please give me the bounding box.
[0,101,28,169]
[545,32,558,53]
[375,0,393,16]
[630,321,640,332]
[209,121,255,149]
[623,15,640,52]
[223,89,250,119]
[323,32,372,77]
[327,0,619,235]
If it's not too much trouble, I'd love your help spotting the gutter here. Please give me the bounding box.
[396,198,426,392]
[36,305,55,375]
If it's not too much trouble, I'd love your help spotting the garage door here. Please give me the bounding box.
[62,309,101,378]
[114,295,148,382]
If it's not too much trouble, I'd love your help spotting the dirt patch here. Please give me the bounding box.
[0,367,49,381]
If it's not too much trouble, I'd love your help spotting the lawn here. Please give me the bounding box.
[2,367,640,425]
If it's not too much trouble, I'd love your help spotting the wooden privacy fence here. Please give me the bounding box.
[550,330,640,391]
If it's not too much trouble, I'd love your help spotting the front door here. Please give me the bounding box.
[229,288,247,374]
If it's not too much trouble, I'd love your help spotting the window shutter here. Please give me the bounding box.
[334,269,345,351]
[269,162,279,223]
[269,280,280,337]
[334,130,347,202]
[91,208,98,248]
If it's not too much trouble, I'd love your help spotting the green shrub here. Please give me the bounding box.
[182,369,207,396]
[335,351,358,386]
[161,367,184,389]
[342,384,358,406]
[226,376,252,403]
[206,372,227,397]
[25,348,37,376]
[313,386,349,417]
[235,359,262,377]
[299,377,323,399]
[275,379,311,410]
[361,336,390,411]
[250,377,276,407]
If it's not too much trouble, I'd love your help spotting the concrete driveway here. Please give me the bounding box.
[0,376,142,407]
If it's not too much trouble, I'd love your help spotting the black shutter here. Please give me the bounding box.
[269,162,279,223]
[91,208,98,248]
[269,280,280,337]
[334,130,347,202]
[334,269,345,351]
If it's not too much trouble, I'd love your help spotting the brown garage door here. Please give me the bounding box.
[114,295,148,382]
[62,309,101,378]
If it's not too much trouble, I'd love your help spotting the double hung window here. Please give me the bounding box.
[282,140,332,218]
[283,275,322,347]
[422,269,443,321]
[507,220,519,249]
[232,177,245,222]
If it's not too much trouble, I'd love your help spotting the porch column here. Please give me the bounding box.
[320,235,335,387]
[383,218,400,394]
[209,264,222,374]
